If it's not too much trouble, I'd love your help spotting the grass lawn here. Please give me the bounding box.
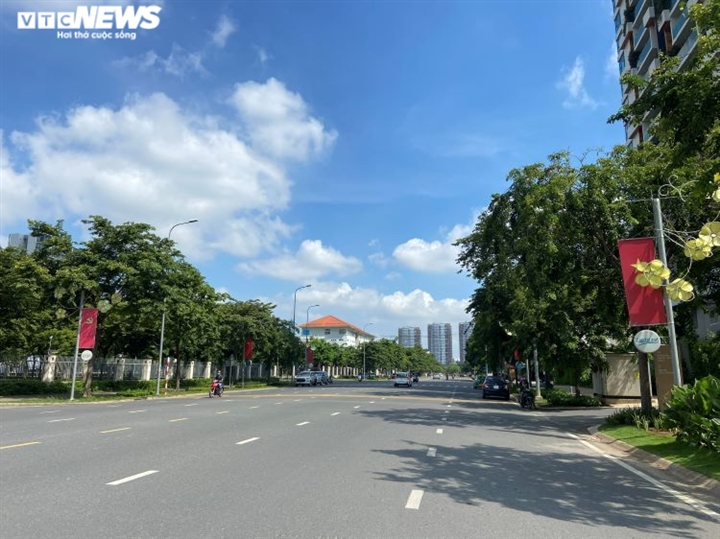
[599,424,720,482]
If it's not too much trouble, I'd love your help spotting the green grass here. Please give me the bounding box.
[599,424,720,482]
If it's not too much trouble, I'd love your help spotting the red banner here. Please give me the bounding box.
[618,238,667,326]
[79,308,99,349]
[244,338,254,360]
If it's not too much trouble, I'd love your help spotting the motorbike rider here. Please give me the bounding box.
[213,370,224,393]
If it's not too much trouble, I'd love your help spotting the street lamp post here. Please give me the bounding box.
[156,219,199,396]
[305,304,320,367]
[362,322,374,378]
[289,284,311,381]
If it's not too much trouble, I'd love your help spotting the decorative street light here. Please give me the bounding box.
[289,284,311,382]
[305,304,320,342]
[156,219,199,396]
[362,322,374,379]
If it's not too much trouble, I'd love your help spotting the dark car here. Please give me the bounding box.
[481,375,510,400]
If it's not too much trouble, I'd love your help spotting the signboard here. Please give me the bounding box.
[515,361,525,370]
[302,328,310,336]
[80,350,93,361]
[633,330,661,354]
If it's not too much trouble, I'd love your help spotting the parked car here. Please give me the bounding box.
[294,371,317,386]
[481,375,510,400]
[394,372,413,388]
[432,373,442,380]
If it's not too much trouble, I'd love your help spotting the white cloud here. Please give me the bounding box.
[557,56,599,110]
[211,15,236,48]
[392,220,474,273]
[605,41,619,80]
[2,85,334,259]
[116,44,206,78]
[228,78,338,161]
[254,45,272,65]
[239,240,363,281]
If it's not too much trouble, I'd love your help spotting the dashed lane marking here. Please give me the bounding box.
[100,427,131,434]
[237,437,260,445]
[436,429,443,434]
[331,412,341,416]
[296,421,310,426]
[216,411,229,415]
[128,410,147,414]
[169,418,187,423]
[48,418,75,423]
[405,489,424,510]
[0,441,41,450]
[107,470,158,486]
[427,448,437,457]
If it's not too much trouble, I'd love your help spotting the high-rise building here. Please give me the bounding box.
[427,323,453,364]
[459,322,474,362]
[613,0,701,147]
[398,326,421,348]
[7,233,42,254]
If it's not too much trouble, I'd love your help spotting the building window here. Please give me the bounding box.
[324,329,331,335]
[339,329,346,334]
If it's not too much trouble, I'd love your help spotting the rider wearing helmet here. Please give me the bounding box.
[214,370,224,392]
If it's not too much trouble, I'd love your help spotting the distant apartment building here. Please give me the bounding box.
[459,322,474,362]
[398,326,421,348]
[7,233,42,254]
[613,0,702,146]
[428,323,453,365]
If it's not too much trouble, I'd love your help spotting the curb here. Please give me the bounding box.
[588,426,720,499]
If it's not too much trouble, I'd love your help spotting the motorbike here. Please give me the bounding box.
[209,380,224,397]
[519,387,535,409]
[358,374,362,382]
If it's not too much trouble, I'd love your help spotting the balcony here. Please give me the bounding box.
[618,54,627,75]
[671,8,690,43]
[636,0,656,28]
[678,30,699,70]
[634,22,649,48]
[637,37,658,74]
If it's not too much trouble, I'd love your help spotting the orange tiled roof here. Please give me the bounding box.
[299,315,374,336]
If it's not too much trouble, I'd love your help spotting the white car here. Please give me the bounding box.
[294,371,317,386]
[394,372,413,388]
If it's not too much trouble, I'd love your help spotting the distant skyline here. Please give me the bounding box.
[1,1,626,358]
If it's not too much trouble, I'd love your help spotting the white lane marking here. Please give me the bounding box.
[249,406,260,409]
[331,412,341,416]
[236,437,260,445]
[294,399,302,402]
[216,411,229,415]
[275,402,284,405]
[184,403,199,407]
[48,418,75,423]
[100,427,131,434]
[369,401,375,404]
[436,429,443,434]
[128,410,147,414]
[353,406,361,409]
[569,433,720,520]
[444,410,450,414]
[446,405,452,408]
[40,410,59,414]
[169,418,187,423]
[405,489,424,510]
[427,448,437,457]
[107,470,158,486]
[296,421,310,426]
[107,405,122,408]
[381,397,386,400]
[0,441,41,450]
[442,417,447,421]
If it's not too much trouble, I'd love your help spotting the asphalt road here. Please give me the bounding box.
[1,378,718,539]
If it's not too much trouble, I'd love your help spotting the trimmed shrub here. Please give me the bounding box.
[542,388,603,407]
[0,379,70,396]
[605,406,667,431]
[662,375,720,453]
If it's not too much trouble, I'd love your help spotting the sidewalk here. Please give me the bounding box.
[588,426,720,501]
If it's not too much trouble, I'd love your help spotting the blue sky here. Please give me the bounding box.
[0,0,625,356]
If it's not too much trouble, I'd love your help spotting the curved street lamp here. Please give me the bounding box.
[289,285,311,382]
[156,219,199,396]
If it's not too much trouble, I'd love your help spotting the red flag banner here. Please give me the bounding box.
[244,338,254,360]
[617,238,667,326]
[79,308,99,349]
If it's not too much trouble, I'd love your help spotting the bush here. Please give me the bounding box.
[0,379,70,396]
[662,375,720,453]
[605,406,668,431]
[542,388,603,407]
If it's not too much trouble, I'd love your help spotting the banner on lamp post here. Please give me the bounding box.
[618,238,667,326]
[79,308,98,349]
[244,338,253,360]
